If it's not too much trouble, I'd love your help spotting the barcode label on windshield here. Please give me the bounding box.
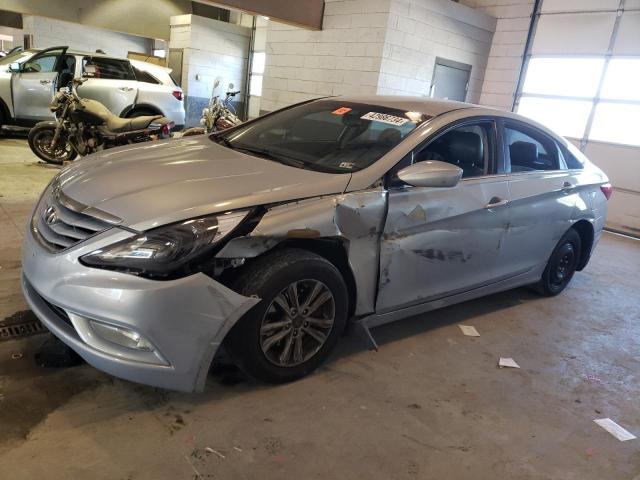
[361,112,409,126]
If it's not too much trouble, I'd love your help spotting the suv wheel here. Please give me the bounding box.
[226,248,348,383]
[534,228,581,296]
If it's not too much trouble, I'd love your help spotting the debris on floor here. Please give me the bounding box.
[498,357,520,369]
[11,353,23,360]
[34,335,83,368]
[205,447,226,459]
[593,418,636,441]
[458,325,480,337]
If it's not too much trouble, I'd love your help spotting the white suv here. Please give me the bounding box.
[0,46,185,130]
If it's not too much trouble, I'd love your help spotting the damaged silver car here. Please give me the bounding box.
[21,96,611,391]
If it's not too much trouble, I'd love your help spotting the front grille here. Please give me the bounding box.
[32,180,121,252]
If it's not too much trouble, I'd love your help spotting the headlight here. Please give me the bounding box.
[80,210,249,278]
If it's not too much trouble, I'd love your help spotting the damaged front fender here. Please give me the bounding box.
[216,189,388,315]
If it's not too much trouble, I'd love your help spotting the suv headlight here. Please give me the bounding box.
[80,210,249,278]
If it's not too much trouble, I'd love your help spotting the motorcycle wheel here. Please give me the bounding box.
[28,125,78,165]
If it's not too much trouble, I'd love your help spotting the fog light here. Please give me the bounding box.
[89,320,153,351]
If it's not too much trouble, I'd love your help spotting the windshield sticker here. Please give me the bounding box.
[361,112,409,126]
[332,107,352,115]
[339,161,355,169]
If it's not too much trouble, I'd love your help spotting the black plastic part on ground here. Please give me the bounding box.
[34,334,84,368]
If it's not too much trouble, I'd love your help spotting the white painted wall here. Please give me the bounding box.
[380,0,496,103]
[261,0,391,112]
[261,0,496,112]
[460,0,534,110]
[169,14,251,126]
[22,15,152,58]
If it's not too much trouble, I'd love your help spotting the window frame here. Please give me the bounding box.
[82,56,136,81]
[500,119,565,174]
[384,116,503,190]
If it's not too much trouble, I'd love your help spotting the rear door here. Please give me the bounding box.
[76,57,138,116]
[12,46,67,120]
[377,118,513,312]
[500,120,579,274]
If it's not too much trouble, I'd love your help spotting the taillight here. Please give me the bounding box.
[161,121,175,136]
[172,90,183,101]
[600,183,613,200]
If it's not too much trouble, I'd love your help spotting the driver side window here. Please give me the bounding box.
[388,121,494,188]
[414,123,492,178]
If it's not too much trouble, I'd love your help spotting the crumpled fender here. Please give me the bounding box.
[216,189,388,315]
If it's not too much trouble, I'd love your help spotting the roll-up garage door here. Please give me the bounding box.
[514,0,640,237]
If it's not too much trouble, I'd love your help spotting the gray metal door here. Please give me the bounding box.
[430,58,471,102]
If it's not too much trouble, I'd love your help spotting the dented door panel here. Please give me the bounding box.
[377,176,511,313]
[503,171,581,274]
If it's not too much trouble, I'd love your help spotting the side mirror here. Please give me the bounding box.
[8,62,20,72]
[213,79,220,88]
[397,160,462,188]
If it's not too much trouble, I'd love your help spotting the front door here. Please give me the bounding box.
[12,46,67,120]
[377,119,512,312]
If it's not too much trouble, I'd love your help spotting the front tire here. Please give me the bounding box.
[535,228,581,296]
[226,248,348,383]
[28,124,77,164]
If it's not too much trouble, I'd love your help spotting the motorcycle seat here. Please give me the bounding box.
[106,115,167,133]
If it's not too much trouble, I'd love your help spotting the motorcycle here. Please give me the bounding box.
[28,75,174,165]
[181,80,242,137]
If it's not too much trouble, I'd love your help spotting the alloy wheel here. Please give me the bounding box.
[260,279,336,367]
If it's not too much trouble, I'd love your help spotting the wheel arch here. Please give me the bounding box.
[0,96,11,123]
[121,103,164,118]
[571,219,594,271]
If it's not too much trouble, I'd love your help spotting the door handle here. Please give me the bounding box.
[562,181,575,190]
[118,86,134,92]
[40,79,52,85]
[484,197,508,209]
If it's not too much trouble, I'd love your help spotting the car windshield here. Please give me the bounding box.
[214,100,429,173]
[0,49,36,65]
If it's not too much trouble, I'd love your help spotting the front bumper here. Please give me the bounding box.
[21,226,258,392]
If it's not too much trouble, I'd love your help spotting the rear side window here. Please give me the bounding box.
[83,57,135,80]
[505,124,559,172]
[561,143,585,170]
[133,67,160,84]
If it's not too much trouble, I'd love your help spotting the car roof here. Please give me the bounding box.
[331,95,485,117]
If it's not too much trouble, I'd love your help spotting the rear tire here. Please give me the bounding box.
[534,228,581,296]
[28,124,77,165]
[226,248,348,383]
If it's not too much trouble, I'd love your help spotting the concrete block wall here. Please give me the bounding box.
[261,0,497,112]
[261,0,391,112]
[169,14,251,127]
[380,0,496,103]
[22,15,152,59]
[459,0,535,110]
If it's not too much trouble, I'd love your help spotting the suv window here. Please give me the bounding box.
[414,122,493,178]
[83,57,135,80]
[133,67,160,84]
[505,124,559,172]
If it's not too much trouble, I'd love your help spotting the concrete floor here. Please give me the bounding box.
[1,135,639,480]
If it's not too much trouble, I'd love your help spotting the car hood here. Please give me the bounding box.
[58,136,351,231]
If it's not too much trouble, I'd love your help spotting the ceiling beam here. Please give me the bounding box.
[198,0,324,30]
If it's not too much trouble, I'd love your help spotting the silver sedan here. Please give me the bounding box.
[21,96,611,391]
